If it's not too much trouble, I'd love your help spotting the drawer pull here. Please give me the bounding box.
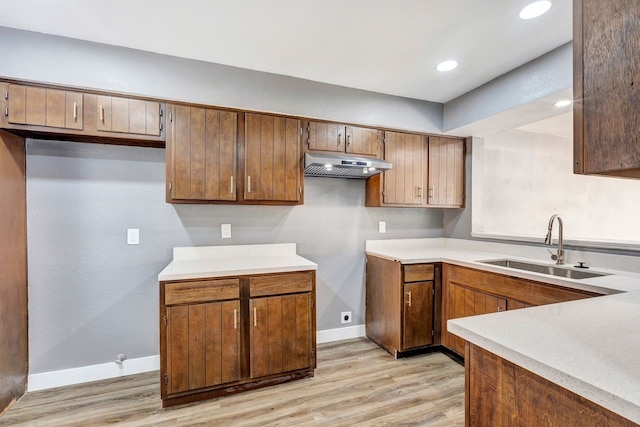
[253,306,257,327]
[99,105,105,123]
[247,176,251,193]
[338,133,342,146]
[230,176,234,194]
[73,102,78,120]
[406,291,412,307]
[233,309,237,329]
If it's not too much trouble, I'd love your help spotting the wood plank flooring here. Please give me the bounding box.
[0,338,464,426]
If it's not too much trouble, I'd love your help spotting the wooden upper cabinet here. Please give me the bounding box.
[166,105,237,202]
[365,130,427,207]
[244,113,301,203]
[427,136,465,208]
[4,83,83,130]
[574,0,640,178]
[305,120,381,157]
[96,95,162,136]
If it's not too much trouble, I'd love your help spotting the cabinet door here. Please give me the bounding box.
[382,131,427,205]
[166,300,240,394]
[402,281,433,350]
[446,282,506,355]
[5,84,83,130]
[244,113,301,202]
[168,105,237,201]
[346,125,380,157]
[428,137,464,207]
[306,121,343,152]
[96,95,162,136]
[575,0,640,176]
[250,293,311,379]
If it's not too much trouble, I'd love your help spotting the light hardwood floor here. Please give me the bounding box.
[0,338,464,426]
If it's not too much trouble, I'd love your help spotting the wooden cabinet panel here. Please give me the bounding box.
[428,136,464,207]
[244,113,301,202]
[249,271,313,297]
[381,131,427,206]
[167,105,237,202]
[96,95,161,136]
[164,278,240,305]
[404,264,434,282]
[574,0,640,177]
[250,293,312,378]
[5,84,83,130]
[307,121,342,152]
[305,120,381,157]
[345,125,379,156]
[442,264,599,357]
[402,281,433,349]
[467,344,637,426]
[166,300,240,394]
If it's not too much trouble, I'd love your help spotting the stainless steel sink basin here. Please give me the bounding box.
[480,259,610,280]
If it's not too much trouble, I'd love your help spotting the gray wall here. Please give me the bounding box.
[443,42,572,133]
[27,140,443,374]
[0,26,443,134]
[1,26,449,374]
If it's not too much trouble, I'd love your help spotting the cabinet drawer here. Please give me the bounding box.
[165,279,239,305]
[250,272,313,297]
[403,264,434,282]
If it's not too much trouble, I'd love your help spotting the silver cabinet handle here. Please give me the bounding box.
[338,133,342,146]
[406,291,412,307]
[347,134,351,146]
[417,186,422,199]
[253,306,257,327]
[99,105,105,123]
[247,176,251,193]
[73,102,78,120]
[230,176,234,194]
[429,187,434,198]
[233,309,237,329]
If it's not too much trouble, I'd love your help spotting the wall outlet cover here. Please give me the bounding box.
[378,221,386,233]
[341,311,352,324]
[221,223,232,239]
[127,229,139,245]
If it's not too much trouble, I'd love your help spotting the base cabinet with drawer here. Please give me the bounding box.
[442,264,600,357]
[365,255,440,357]
[159,270,316,407]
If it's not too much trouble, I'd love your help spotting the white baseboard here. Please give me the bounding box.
[316,324,366,344]
[28,355,160,392]
[28,326,366,391]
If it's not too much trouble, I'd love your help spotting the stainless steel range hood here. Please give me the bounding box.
[304,153,391,179]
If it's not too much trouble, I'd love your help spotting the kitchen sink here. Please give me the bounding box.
[480,259,611,280]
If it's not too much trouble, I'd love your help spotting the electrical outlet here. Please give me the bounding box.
[221,223,232,239]
[341,311,352,324]
[378,221,386,233]
[127,229,139,245]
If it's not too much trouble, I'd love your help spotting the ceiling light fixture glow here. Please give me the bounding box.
[554,99,572,108]
[436,60,458,72]
[519,1,552,20]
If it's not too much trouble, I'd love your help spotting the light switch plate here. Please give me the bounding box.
[127,228,139,245]
[378,221,386,233]
[221,224,232,239]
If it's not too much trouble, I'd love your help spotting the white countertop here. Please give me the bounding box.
[366,238,640,423]
[158,243,317,281]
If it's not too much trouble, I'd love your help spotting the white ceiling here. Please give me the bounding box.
[0,0,572,103]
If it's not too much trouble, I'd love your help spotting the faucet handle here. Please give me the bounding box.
[547,249,558,261]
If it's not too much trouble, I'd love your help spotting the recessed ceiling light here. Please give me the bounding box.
[519,1,552,20]
[436,60,458,72]
[554,99,572,108]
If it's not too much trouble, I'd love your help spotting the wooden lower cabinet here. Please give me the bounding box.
[366,255,439,357]
[442,264,600,357]
[166,301,240,394]
[250,293,312,378]
[466,343,636,426]
[160,270,316,407]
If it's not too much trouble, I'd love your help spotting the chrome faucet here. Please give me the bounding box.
[544,214,564,265]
